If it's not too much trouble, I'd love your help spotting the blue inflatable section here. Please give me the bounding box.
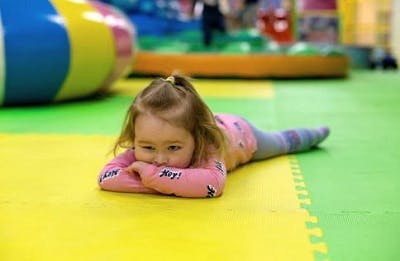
[100,0,200,36]
[129,14,199,36]
[1,0,69,105]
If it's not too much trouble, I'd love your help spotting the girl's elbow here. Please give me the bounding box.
[97,180,109,191]
[97,174,115,191]
[97,168,123,191]
[206,182,225,198]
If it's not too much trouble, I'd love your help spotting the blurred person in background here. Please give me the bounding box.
[191,0,231,46]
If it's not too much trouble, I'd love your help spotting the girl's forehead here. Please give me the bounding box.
[142,109,191,126]
[134,113,193,142]
[135,113,184,132]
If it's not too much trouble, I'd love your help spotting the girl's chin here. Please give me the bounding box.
[139,161,189,169]
[165,163,190,169]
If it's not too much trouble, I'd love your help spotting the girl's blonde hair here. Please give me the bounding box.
[113,74,227,167]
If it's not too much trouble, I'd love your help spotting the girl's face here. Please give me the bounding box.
[134,113,195,168]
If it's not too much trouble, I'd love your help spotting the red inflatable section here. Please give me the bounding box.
[257,8,293,43]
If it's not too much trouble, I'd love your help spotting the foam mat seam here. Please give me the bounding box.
[289,155,330,261]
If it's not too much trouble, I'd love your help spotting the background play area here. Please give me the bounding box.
[1,0,399,260]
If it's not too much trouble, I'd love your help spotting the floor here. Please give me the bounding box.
[0,70,399,260]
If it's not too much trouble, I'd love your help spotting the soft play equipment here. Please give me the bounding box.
[257,8,294,43]
[0,0,135,106]
[99,0,199,37]
[103,0,347,78]
[95,1,348,78]
[132,31,349,78]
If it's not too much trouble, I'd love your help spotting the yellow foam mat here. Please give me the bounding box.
[0,134,324,260]
[111,78,275,99]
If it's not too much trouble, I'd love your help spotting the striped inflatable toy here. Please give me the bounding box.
[0,0,135,105]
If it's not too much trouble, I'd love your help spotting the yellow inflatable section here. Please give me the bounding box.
[51,0,115,101]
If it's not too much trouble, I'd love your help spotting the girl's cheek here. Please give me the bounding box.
[135,150,151,163]
[173,157,191,168]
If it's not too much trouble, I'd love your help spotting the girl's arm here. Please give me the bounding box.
[98,149,159,194]
[126,158,227,198]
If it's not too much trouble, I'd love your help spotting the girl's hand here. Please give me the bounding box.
[125,161,149,175]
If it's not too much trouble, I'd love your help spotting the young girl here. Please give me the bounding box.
[98,75,329,198]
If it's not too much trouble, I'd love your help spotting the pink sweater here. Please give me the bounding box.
[98,113,257,198]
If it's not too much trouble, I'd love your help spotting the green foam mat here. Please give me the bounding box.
[273,70,400,260]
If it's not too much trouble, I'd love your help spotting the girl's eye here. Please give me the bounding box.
[142,146,155,151]
[168,145,181,151]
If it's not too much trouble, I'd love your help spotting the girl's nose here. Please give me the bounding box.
[153,153,168,166]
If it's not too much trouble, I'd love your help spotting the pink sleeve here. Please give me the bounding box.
[138,158,227,198]
[98,149,159,194]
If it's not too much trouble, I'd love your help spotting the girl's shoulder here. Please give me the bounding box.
[214,113,248,129]
[214,113,243,123]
